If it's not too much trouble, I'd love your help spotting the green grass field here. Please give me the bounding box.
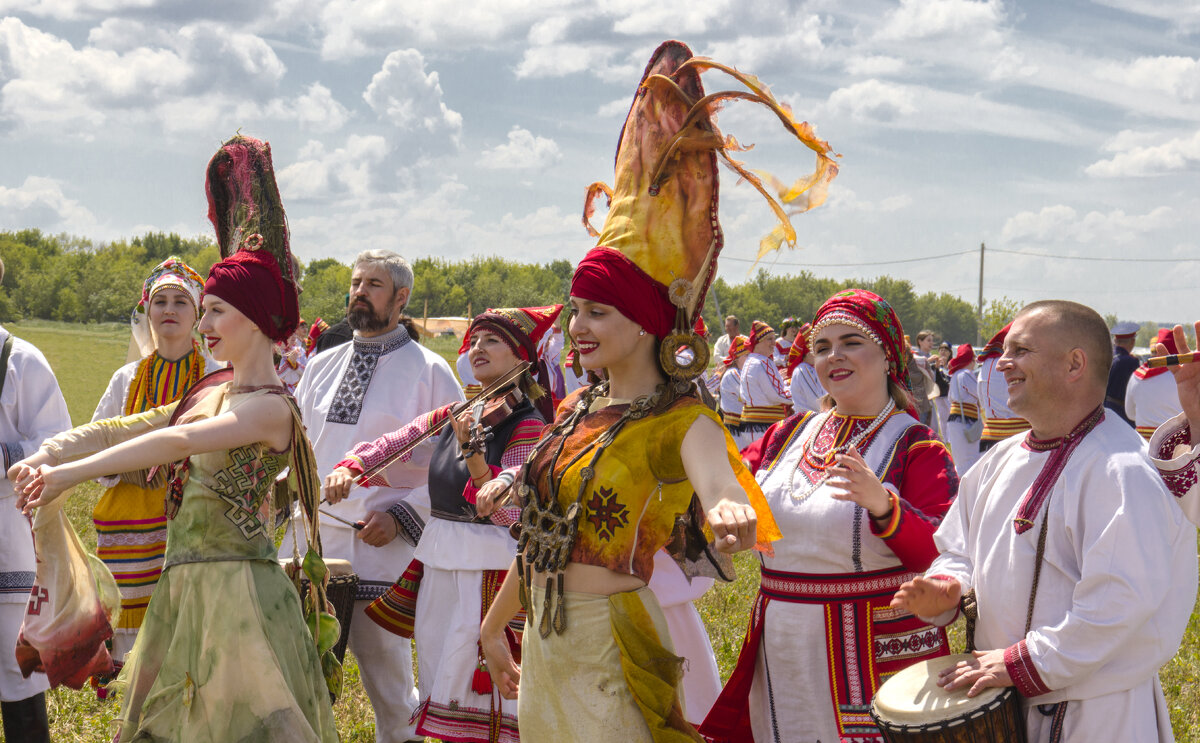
[3,320,1198,741]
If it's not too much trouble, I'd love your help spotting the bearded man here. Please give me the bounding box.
[292,249,463,743]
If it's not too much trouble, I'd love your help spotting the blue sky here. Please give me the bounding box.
[1,0,1197,323]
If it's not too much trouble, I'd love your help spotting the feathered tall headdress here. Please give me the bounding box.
[574,40,838,380]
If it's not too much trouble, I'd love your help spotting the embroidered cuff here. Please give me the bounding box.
[1,441,22,471]
[1149,416,1199,499]
[387,502,425,548]
[1004,639,1052,697]
[871,487,902,539]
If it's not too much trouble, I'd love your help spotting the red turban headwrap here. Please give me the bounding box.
[569,247,675,338]
[204,248,298,344]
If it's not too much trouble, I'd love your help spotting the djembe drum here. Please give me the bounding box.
[870,654,1028,742]
[282,557,358,663]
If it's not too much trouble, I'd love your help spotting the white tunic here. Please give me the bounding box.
[718,368,743,418]
[0,327,70,700]
[924,414,1196,742]
[945,368,981,475]
[1125,372,1182,438]
[739,353,791,408]
[293,325,463,590]
[789,362,824,415]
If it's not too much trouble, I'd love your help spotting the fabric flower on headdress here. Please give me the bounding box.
[130,257,206,358]
[809,289,914,415]
[570,40,837,378]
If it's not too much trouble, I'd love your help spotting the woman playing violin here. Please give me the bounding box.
[323,305,562,743]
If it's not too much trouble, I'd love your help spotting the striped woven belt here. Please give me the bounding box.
[724,411,742,426]
[759,565,915,604]
[1136,425,1156,441]
[981,417,1030,441]
[949,402,979,419]
[741,404,790,424]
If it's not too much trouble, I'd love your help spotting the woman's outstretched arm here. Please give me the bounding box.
[14,394,291,513]
[680,414,761,554]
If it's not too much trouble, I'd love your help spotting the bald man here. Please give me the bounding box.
[893,300,1196,743]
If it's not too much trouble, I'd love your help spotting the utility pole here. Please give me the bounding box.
[976,242,985,346]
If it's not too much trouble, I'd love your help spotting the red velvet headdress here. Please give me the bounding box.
[947,342,976,375]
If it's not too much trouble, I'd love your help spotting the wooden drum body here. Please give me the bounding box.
[282,557,358,663]
[870,654,1028,743]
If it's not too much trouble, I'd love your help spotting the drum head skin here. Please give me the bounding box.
[872,654,1007,725]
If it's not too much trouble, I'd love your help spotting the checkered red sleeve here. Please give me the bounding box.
[337,404,453,487]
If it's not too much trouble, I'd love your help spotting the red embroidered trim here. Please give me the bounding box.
[1004,639,1051,697]
[1013,405,1104,534]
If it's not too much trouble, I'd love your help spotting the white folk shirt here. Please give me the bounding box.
[789,362,823,415]
[945,368,982,475]
[1125,373,1182,440]
[1,328,72,601]
[924,414,1196,742]
[718,368,743,418]
[739,353,791,407]
[294,325,463,595]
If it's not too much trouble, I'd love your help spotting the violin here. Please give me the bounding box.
[463,385,527,456]
[352,361,531,486]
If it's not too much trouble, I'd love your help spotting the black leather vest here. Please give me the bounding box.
[427,398,542,523]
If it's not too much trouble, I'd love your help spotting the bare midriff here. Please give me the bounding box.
[528,562,647,595]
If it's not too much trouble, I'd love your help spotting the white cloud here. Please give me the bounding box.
[1090,0,1200,32]
[1000,204,1174,243]
[514,43,618,79]
[826,79,916,122]
[607,0,734,36]
[875,0,1006,41]
[0,0,156,21]
[844,55,906,77]
[1094,56,1200,100]
[276,135,390,200]
[263,82,351,133]
[0,176,98,232]
[700,14,824,72]
[362,49,463,141]
[0,17,288,136]
[1085,130,1200,177]
[596,97,631,118]
[479,127,562,170]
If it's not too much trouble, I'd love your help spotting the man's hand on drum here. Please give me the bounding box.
[322,466,356,505]
[891,575,962,618]
[707,499,757,554]
[357,510,397,547]
[937,650,1012,697]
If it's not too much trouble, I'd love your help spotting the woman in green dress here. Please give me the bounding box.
[10,136,337,743]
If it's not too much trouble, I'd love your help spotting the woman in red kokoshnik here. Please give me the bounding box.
[12,136,337,743]
[701,289,958,743]
[471,38,841,741]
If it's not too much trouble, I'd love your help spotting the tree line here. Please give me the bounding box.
[1,229,1013,345]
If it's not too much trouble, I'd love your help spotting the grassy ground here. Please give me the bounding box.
[3,320,1199,741]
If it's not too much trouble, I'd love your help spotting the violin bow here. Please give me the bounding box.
[350,360,531,488]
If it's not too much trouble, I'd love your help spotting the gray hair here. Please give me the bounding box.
[354,249,413,301]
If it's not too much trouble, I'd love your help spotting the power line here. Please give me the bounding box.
[722,249,975,268]
[988,247,1200,263]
